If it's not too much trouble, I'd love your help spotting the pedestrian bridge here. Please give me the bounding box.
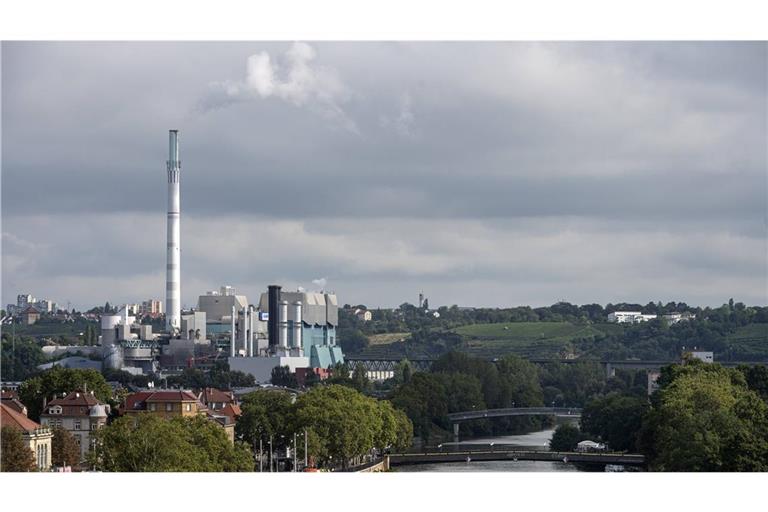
[447,407,582,423]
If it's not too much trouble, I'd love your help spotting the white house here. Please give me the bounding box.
[607,311,657,324]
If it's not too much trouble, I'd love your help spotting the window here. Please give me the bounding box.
[74,420,81,430]
[166,403,173,412]
[74,435,81,446]
[185,403,192,412]
[91,423,98,431]
[149,403,156,411]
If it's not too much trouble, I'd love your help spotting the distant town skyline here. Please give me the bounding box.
[2,41,766,310]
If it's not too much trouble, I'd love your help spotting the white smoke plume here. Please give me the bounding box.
[205,42,357,133]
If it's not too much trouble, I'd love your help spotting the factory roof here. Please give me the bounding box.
[259,290,339,326]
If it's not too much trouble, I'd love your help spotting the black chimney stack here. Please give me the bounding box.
[268,285,281,346]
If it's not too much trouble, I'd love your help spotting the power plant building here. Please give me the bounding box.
[228,285,344,382]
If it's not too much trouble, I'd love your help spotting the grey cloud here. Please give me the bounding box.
[2,42,766,309]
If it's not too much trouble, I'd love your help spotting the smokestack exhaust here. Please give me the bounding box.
[165,130,181,333]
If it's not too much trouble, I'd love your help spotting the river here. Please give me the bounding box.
[393,423,584,472]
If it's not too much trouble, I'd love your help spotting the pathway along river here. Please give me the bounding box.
[393,421,584,472]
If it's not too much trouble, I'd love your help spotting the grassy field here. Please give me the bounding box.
[354,321,624,360]
[368,332,410,345]
[452,321,622,359]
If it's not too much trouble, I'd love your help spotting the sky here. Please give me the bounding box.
[1,41,766,310]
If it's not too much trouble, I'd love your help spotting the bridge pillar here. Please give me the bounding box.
[453,423,459,444]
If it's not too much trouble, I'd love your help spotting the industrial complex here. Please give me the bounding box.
[92,130,343,382]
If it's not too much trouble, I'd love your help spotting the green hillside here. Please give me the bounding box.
[727,323,768,360]
[452,321,621,359]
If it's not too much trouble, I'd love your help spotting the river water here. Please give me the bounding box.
[393,424,583,472]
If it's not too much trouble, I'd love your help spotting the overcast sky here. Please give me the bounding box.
[1,41,766,310]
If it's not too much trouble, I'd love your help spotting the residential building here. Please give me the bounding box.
[1,390,28,415]
[295,367,331,387]
[1,402,53,471]
[120,390,202,419]
[354,309,372,322]
[140,299,163,317]
[662,312,696,325]
[607,311,657,323]
[39,390,109,465]
[120,390,235,443]
[21,306,41,325]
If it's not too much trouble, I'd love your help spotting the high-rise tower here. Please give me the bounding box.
[166,130,181,332]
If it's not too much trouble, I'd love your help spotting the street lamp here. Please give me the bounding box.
[269,435,273,473]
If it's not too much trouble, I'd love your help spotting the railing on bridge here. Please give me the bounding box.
[447,407,582,422]
[344,357,435,372]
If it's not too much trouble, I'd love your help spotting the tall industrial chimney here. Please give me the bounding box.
[165,130,181,332]
[268,285,281,346]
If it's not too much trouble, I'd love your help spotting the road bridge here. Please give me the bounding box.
[388,450,645,467]
[344,355,765,381]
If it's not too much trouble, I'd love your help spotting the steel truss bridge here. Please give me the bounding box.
[344,357,435,373]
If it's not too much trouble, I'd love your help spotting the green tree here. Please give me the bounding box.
[392,407,414,452]
[580,393,648,452]
[236,389,295,453]
[549,423,583,451]
[1,335,45,381]
[738,364,768,401]
[391,372,448,442]
[351,363,370,392]
[640,366,768,471]
[51,426,81,468]
[393,359,413,385]
[495,355,544,408]
[19,367,113,421]
[90,414,252,472]
[0,426,36,472]
[292,385,410,469]
[270,366,298,388]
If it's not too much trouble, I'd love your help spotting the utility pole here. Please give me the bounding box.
[269,435,273,473]
[259,438,263,472]
[304,428,308,468]
[293,432,297,472]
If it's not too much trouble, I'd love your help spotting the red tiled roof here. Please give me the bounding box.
[120,390,199,413]
[1,402,42,433]
[220,403,241,420]
[1,390,20,401]
[199,388,234,405]
[122,391,154,411]
[144,390,198,402]
[47,390,103,408]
